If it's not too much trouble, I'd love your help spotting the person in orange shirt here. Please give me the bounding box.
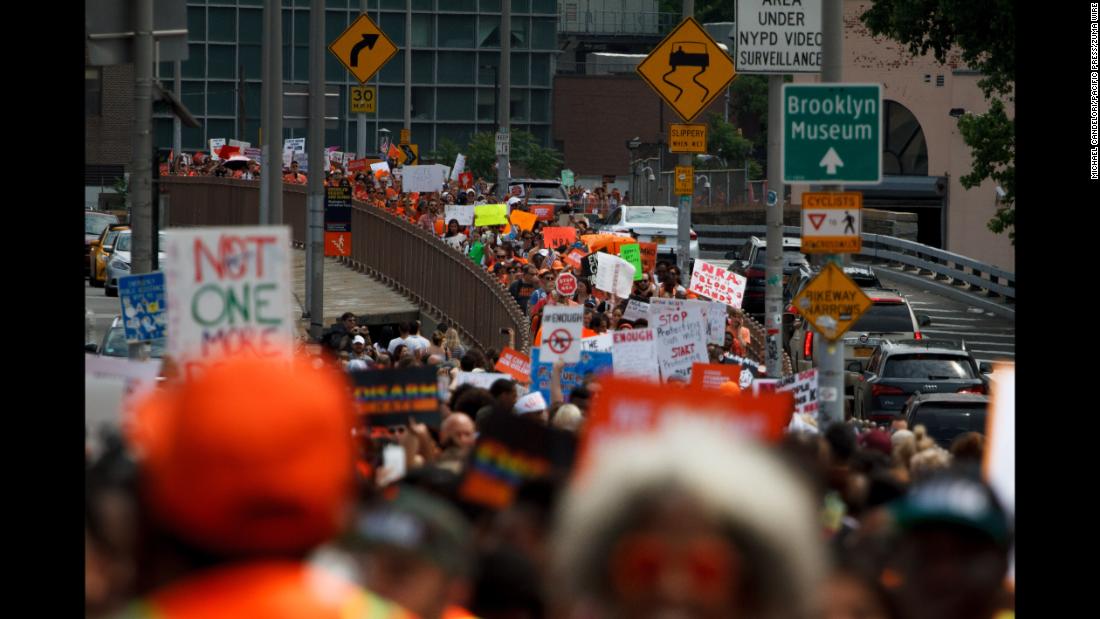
[117,353,415,619]
[283,160,307,184]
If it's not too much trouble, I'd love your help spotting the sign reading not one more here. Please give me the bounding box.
[782,83,882,185]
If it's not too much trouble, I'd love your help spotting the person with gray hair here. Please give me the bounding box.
[549,418,825,619]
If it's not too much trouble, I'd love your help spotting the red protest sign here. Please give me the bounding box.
[542,226,577,250]
[556,272,578,296]
[459,172,473,188]
[494,348,532,383]
[347,158,369,172]
[531,204,555,221]
[578,376,794,474]
[690,363,742,390]
[638,242,658,273]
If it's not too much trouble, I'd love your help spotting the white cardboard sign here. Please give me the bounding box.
[444,204,475,226]
[689,259,747,308]
[540,305,585,363]
[777,368,819,416]
[653,307,709,382]
[612,328,659,379]
[649,297,726,345]
[164,226,294,378]
[401,165,448,193]
[208,138,226,160]
[594,252,635,298]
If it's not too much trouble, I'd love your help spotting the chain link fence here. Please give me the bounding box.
[631,168,751,208]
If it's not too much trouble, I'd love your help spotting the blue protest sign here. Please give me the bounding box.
[118,272,167,343]
[529,345,612,405]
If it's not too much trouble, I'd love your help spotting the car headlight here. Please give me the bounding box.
[111,259,131,271]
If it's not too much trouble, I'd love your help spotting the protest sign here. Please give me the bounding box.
[475,204,509,226]
[369,161,390,177]
[458,171,473,188]
[228,139,251,149]
[509,209,538,232]
[401,164,447,193]
[530,204,555,221]
[208,138,226,160]
[452,154,466,179]
[283,138,305,157]
[350,366,441,428]
[650,297,726,346]
[578,376,797,473]
[612,328,659,379]
[540,305,584,363]
[563,248,586,270]
[618,243,644,280]
[623,297,651,322]
[495,348,532,383]
[243,147,262,164]
[118,272,167,343]
[777,368,819,416]
[541,226,577,250]
[468,241,485,264]
[453,371,515,391]
[594,252,635,298]
[752,379,779,396]
[581,333,613,353]
[638,242,658,273]
[164,226,293,377]
[653,307,709,381]
[324,184,353,257]
[458,411,576,509]
[529,346,613,405]
[691,363,743,390]
[689,259,748,308]
[445,204,475,226]
[581,251,601,280]
[347,158,369,173]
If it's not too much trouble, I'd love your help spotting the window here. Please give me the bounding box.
[531,18,556,49]
[209,8,236,42]
[481,0,501,11]
[208,45,237,80]
[188,6,206,41]
[478,16,500,48]
[183,44,206,78]
[850,302,915,333]
[380,86,405,119]
[413,51,435,83]
[411,87,434,120]
[85,68,102,116]
[530,89,549,122]
[439,15,476,47]
[381,13,406,46]
[207,83,237,116]
[510,88,528,121]
[182,81,206,115]
[438,88,475,120]
[510,53,529,86]
[512,0,530,12]
[413,0,433,9]
[436,124,476,147]
[439,0,477,10]
[379,54,404,83]
[883,355,975,379]
[239,45,262,80]
[530,54,550,86]
[511,17,529,48]
[207,119,236,142]
[477,88,496,121]
[478,56,499,84]
[412,13,434,46]
[531,0,556,13]
[882,100,929,176]
[438,51,476,84]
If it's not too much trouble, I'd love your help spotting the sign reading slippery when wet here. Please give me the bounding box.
[165,226,294,376]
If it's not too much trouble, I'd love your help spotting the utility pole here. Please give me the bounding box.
[129,0,154,360]
[404,0,412,144]
[172,61,181,156]
[306,0,325,340]
[764,74,785,379]
[262,0,283,225]
[496,0,511,201]
[238,64,246,141]
[356,0,368,157]
[818,0,845,425]
[675,0,694,277]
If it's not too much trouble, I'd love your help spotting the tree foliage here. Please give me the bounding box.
[861,0,1015,243]
[426,138,461,166]
[462,130,564,180]
[705,114,755,168]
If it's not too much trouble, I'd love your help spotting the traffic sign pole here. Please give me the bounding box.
[129,0,154,361]
[676,0,693,278]
[306,0,325,340]
[818,0,845,427]
[262,0,283,226]
[496,0,511,202]
[764,73,785,379]
[356,0,368,159]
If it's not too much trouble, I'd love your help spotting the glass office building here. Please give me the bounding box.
[155,0,558,155]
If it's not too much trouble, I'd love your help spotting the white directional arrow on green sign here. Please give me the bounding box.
[782,83,882,185]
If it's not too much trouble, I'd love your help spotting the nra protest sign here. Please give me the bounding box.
[689,260,747,308]
[165,226,293,376]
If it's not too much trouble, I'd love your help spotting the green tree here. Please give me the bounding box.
[465,132,497,179]
[426,137,461,166]
[861,0,1015,242]
[704,114,755,168]
[463,130,563,180]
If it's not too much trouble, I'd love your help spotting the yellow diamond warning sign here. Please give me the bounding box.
[636,17,737,122]
[328,13,399,84]
[791,262,872,341]
[669,123,707,153]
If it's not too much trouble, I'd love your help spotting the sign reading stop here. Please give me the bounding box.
[556,272,578,297]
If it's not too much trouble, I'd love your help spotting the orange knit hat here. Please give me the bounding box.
[131,353,356,556]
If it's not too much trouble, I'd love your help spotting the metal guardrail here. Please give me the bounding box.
[694,224,1015,302]
[160,177,531,353]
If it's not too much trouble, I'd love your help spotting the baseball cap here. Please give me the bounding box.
[344,487,473,576]
[352,335,366,345]
[129,353,356,556]
[514,391,548,415]
[858,429,892,456]
[890,473,1011,547]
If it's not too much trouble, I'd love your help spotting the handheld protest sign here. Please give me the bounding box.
[652,306,709,382]
[509,209,538,232]
[689,259,748,308]
[350,366,442,428]
[540,305,584,363]
[555,272,578,297]
[612,328,659,379]
[495,348,532,383]
[474,204,509,226]
[542,226,577,250]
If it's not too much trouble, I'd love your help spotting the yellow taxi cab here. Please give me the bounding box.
[89,224,129,287]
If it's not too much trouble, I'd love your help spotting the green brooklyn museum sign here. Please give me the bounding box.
[782,83,882,185]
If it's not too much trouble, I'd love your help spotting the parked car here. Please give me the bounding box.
[901,393,990,448]
[788,287,932,416]
[852,339,992,422]
[87,315,166,358]
[104,231,167,297]
[85,211,120,276]
[89,224,130,287]
[599,205,699,263]
[727,236,810,318]
[488,178,571,215]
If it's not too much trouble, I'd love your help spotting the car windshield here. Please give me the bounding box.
[104,230,121,247]
[912,405,987,445]
[86,213,118,235]
[847,272,881,287]
[752,248,807,266]
[114,232,166,252]
[527,185,567,200]
[102,327,166,358]
[851,302,914,333]
[625,208,678,225]
[883,354,975,379]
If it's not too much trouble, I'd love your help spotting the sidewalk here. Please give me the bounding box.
[290,248,419,338]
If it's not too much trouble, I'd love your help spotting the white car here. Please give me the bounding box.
[105,231,167,297]
[599,206,699,260]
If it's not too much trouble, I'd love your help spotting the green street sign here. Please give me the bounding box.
[561,169,574,187]
[782,83,882,185]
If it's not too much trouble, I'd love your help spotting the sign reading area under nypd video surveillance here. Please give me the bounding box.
[782,83,882,185]
[735,0,822,74]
